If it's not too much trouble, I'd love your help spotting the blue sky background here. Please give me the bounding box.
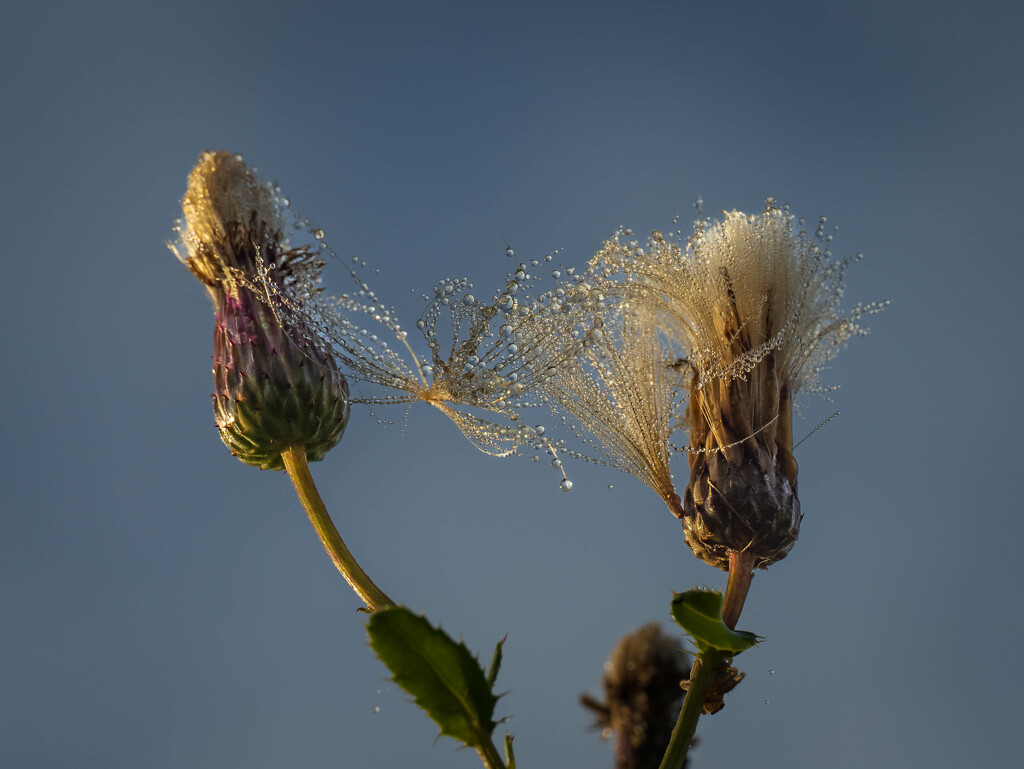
[2,1,1022,767]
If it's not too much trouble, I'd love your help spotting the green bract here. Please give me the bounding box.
[670,589,759,654]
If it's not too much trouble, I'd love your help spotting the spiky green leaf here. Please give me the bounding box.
[486,635,506,689]
[367,607,498,748]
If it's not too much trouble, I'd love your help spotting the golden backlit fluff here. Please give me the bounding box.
[535,305,682,511]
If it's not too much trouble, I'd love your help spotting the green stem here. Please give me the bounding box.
[658,550,756,769]
[657,649,726,769]
[722,549,755,630]
[281,448,506,769]
[475,736,508,769]
[281,445,395,612]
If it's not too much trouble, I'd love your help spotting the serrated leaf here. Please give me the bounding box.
[367,607,497,748]
[670,589,759,654]
[486,635,506,689]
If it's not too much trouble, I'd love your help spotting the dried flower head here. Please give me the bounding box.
[171,151,350,469]
[593,201,886,569]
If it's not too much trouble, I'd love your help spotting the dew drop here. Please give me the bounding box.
[505,246,514,258]
[374,705,382,713]
[463,294,475,305]
[415,319,426,330]
[313,228,325,240]
[550,458,562,468]
[560,479,573,492]
[550,269,562,279]
[607,484,614,490]
[764,700,770,705]
[768,669,775,675]
[534,425,546,436]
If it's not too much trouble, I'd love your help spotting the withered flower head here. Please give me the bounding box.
[171,151,350,470]
[594,202,886,569]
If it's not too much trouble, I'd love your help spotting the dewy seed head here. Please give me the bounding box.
[171,151,290,296]
[172,151,350,469]
[592,201,886,569]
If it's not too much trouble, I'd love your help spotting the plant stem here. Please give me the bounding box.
[657,648,724,769]
[722,549,755,630]
[281,445,395,612]
[475,736,508,769]
[658,551,755,769]
[283,447,507,769]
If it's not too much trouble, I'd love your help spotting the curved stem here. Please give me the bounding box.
[722,549,755,630]
[281,445,396,612]
[658,552,756,769]
[281,448,505,769]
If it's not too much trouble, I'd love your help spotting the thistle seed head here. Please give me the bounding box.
[173,151,350,469]
[593,202,886,569]
[171,151,288,296]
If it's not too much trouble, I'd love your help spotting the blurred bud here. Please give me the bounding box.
[581,623,690,769]
[173,151,349,469]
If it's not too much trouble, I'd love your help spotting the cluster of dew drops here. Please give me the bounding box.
[504,240,655,494]
[502,240,586,492]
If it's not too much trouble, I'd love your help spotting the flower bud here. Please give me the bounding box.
[213,285,350,470]
[173,150,349,469]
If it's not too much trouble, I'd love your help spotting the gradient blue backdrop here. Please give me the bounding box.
[2,1,1021,767]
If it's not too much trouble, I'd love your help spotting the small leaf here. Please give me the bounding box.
[367,607,497,748]
[504,732,516,769]
[486,634,507,689]
[670,589,759,654]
